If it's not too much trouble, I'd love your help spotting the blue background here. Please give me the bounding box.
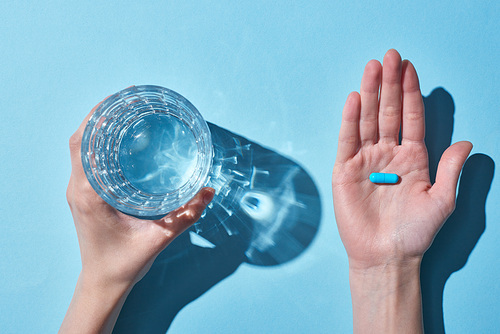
[0,1,498,333]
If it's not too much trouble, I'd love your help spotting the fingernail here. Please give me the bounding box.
[203,188,215,205]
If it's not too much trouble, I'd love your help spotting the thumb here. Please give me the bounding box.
[157,187,215,237]
[429,141,473,216]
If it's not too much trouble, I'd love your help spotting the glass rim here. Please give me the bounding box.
[81,85,213,218]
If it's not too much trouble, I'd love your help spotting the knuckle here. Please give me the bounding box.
[382,105,400,117]
[444,198,457,215]
[404,109,423,121]
[69,180,106,215]
[177,207,202,226]
[68,133,81,152]
[340,135,358,145]
[66,186,74,207]
[76,193,103,215]
[437,195,456,219]
[360,112,378,122]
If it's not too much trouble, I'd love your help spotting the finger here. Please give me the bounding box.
[336,92,361,163]
[401,60,425,143]
[378,49,403,144]
[429,141,473,216]
[69,96,111,178]
[158,187,215,235]
[360,59,382,145]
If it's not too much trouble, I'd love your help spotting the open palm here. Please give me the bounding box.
[332,50,472,269]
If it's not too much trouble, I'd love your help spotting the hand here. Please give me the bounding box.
[331,49,472,334]
[332,49,471,269]
[61,101,214,333]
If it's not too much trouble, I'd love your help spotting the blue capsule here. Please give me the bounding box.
[369,173,399,184]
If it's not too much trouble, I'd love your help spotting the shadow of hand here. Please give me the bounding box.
[113,124,322,333]
[420,88,495,334]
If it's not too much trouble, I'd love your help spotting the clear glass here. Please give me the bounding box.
[81,85,213,218]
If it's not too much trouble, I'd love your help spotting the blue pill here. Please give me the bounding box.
[369,173,399,184]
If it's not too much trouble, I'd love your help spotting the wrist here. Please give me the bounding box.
[348,258,422,297]
[348,255,422,274]
[80,251,154,289]
[60,272,133,334]
[348,259,423,334]
[78,269,133,300]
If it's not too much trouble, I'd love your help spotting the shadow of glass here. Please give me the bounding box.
[420,88,495,334]
[113,123,322,333]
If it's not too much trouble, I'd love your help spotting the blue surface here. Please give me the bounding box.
[0,1,498,333]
